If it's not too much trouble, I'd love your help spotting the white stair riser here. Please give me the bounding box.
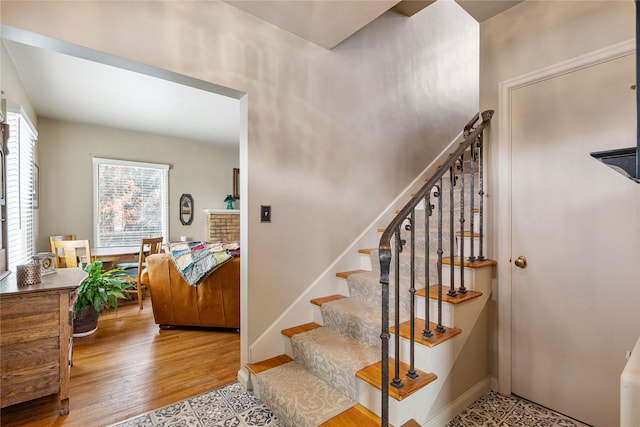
[360,252,372,271]
[415,297,455,327]
[441,263,493,291]
[356,376,436,427]
[455,235,481,259]
[312,303,325,326]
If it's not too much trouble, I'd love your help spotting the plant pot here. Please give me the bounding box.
[73,305,98,337]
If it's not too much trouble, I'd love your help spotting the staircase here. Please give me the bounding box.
[246,111,495,426]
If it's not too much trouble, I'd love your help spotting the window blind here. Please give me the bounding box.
[6,110,36,271]
[93,158,168,247]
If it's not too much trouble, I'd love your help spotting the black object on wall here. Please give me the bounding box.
[590,0,640,183]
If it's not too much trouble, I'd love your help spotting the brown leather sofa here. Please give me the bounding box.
[141,253,240,329]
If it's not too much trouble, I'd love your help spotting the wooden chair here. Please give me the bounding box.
[49,234,76,268]
[52,239,92,268]
[120,237,163,309]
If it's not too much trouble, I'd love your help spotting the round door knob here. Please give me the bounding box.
[514,256,527,269]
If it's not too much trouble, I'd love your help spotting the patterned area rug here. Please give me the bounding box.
[445,390,590,427]
[108,382,282,427]
[109,382,589,427]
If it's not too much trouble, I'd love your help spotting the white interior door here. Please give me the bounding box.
[511,53,640,427]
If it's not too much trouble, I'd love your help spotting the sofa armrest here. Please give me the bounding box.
[140,267,150,286]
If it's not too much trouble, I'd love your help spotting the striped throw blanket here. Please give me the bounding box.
[168,241,238,286]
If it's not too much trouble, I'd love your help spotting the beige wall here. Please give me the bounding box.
[36,118,239,252]
[1,0,479,364]
[0,43,36,124]
[1,41,40,253]
[480,0,636,383]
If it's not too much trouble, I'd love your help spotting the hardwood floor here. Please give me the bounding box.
[1,300,240,426]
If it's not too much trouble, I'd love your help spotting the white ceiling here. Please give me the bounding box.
[224,0,401,49]
[3,37,242,146]
[2,1,521,146]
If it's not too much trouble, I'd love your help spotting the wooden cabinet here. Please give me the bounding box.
[0,268,86,414]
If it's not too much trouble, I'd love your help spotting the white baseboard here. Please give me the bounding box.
[490,375,499,392]
[423,376,491,427]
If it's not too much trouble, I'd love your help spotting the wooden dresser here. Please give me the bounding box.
[0,268,86,414]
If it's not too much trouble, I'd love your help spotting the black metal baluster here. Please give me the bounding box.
[423,194,433,339]
[447,168,457,298]
[435,181,445,333]
[378,244,391,427]
[407,210,417,380]
[468,138,476,262]
[458,155,467,294]
[392,229,403,389]
[477,132,485,261]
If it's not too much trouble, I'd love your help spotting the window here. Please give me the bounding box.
[6,107,37,272]
[93,158,168,247]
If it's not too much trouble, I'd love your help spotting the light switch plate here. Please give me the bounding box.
[261,205,271,223]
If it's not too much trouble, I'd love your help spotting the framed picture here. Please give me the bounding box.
[179,193,193,225]
[233,168,240,200]
[32,163,39,209]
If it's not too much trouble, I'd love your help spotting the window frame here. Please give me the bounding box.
[92,157,169,248]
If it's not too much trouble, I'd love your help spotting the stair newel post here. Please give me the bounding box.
[422,193,433,339]
[447,168,457,298]
[407,210,418,380]
[392,229,404,389]
[378,243,391,427]
[457,155,467,294]
[435,181,445,334]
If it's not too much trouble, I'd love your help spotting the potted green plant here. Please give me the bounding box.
[73,260,132,337]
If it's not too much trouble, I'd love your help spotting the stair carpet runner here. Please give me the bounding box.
[247,209,488,426]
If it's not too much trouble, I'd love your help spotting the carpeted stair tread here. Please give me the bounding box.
[291,326,379,400]
[321,297,395,348]
[253,360,356,427]
[346,270,415,316]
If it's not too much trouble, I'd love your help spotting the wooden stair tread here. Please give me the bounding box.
[336,269,368,279]
[246,354,292,375]
[356,358,437,401]
[401,420,421,427]
[311,294,347,307]
[358,248,375,254]
[391,318,462,348]
[416,285,482,304]
[441,256,496,268]
[319,404,380,426]
[281,322,321,338]
[455,231,481,238]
